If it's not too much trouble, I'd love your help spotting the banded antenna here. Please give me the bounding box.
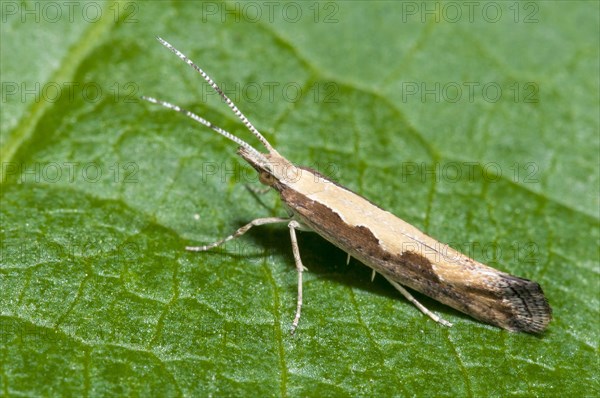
[141,37,274,166]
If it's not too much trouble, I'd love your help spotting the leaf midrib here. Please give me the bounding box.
[1,3,116,179]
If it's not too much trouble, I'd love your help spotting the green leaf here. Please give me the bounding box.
[2,1,598,396]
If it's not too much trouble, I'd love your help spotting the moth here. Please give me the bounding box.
[143,37,552,334]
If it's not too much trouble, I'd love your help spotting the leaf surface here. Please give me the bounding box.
[1,1,598,396]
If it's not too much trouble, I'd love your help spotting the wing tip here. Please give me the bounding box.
[501,276,552,333]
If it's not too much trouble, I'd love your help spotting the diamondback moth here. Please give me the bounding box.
[142,37,552,334]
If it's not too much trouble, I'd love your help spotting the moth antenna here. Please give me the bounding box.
[141,96,269,166]
[155,36,276,154]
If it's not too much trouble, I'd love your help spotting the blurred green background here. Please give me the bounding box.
[1,1,598,396]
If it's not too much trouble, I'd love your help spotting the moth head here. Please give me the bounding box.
[237,146,298,188]
[259,170,277,186]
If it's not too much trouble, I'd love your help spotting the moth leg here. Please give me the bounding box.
[288,220,308,335]
[383,276,453,328]
[245,184,271,195]
[186,217,291,252]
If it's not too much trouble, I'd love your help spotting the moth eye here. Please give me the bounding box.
[259,171,276,186]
